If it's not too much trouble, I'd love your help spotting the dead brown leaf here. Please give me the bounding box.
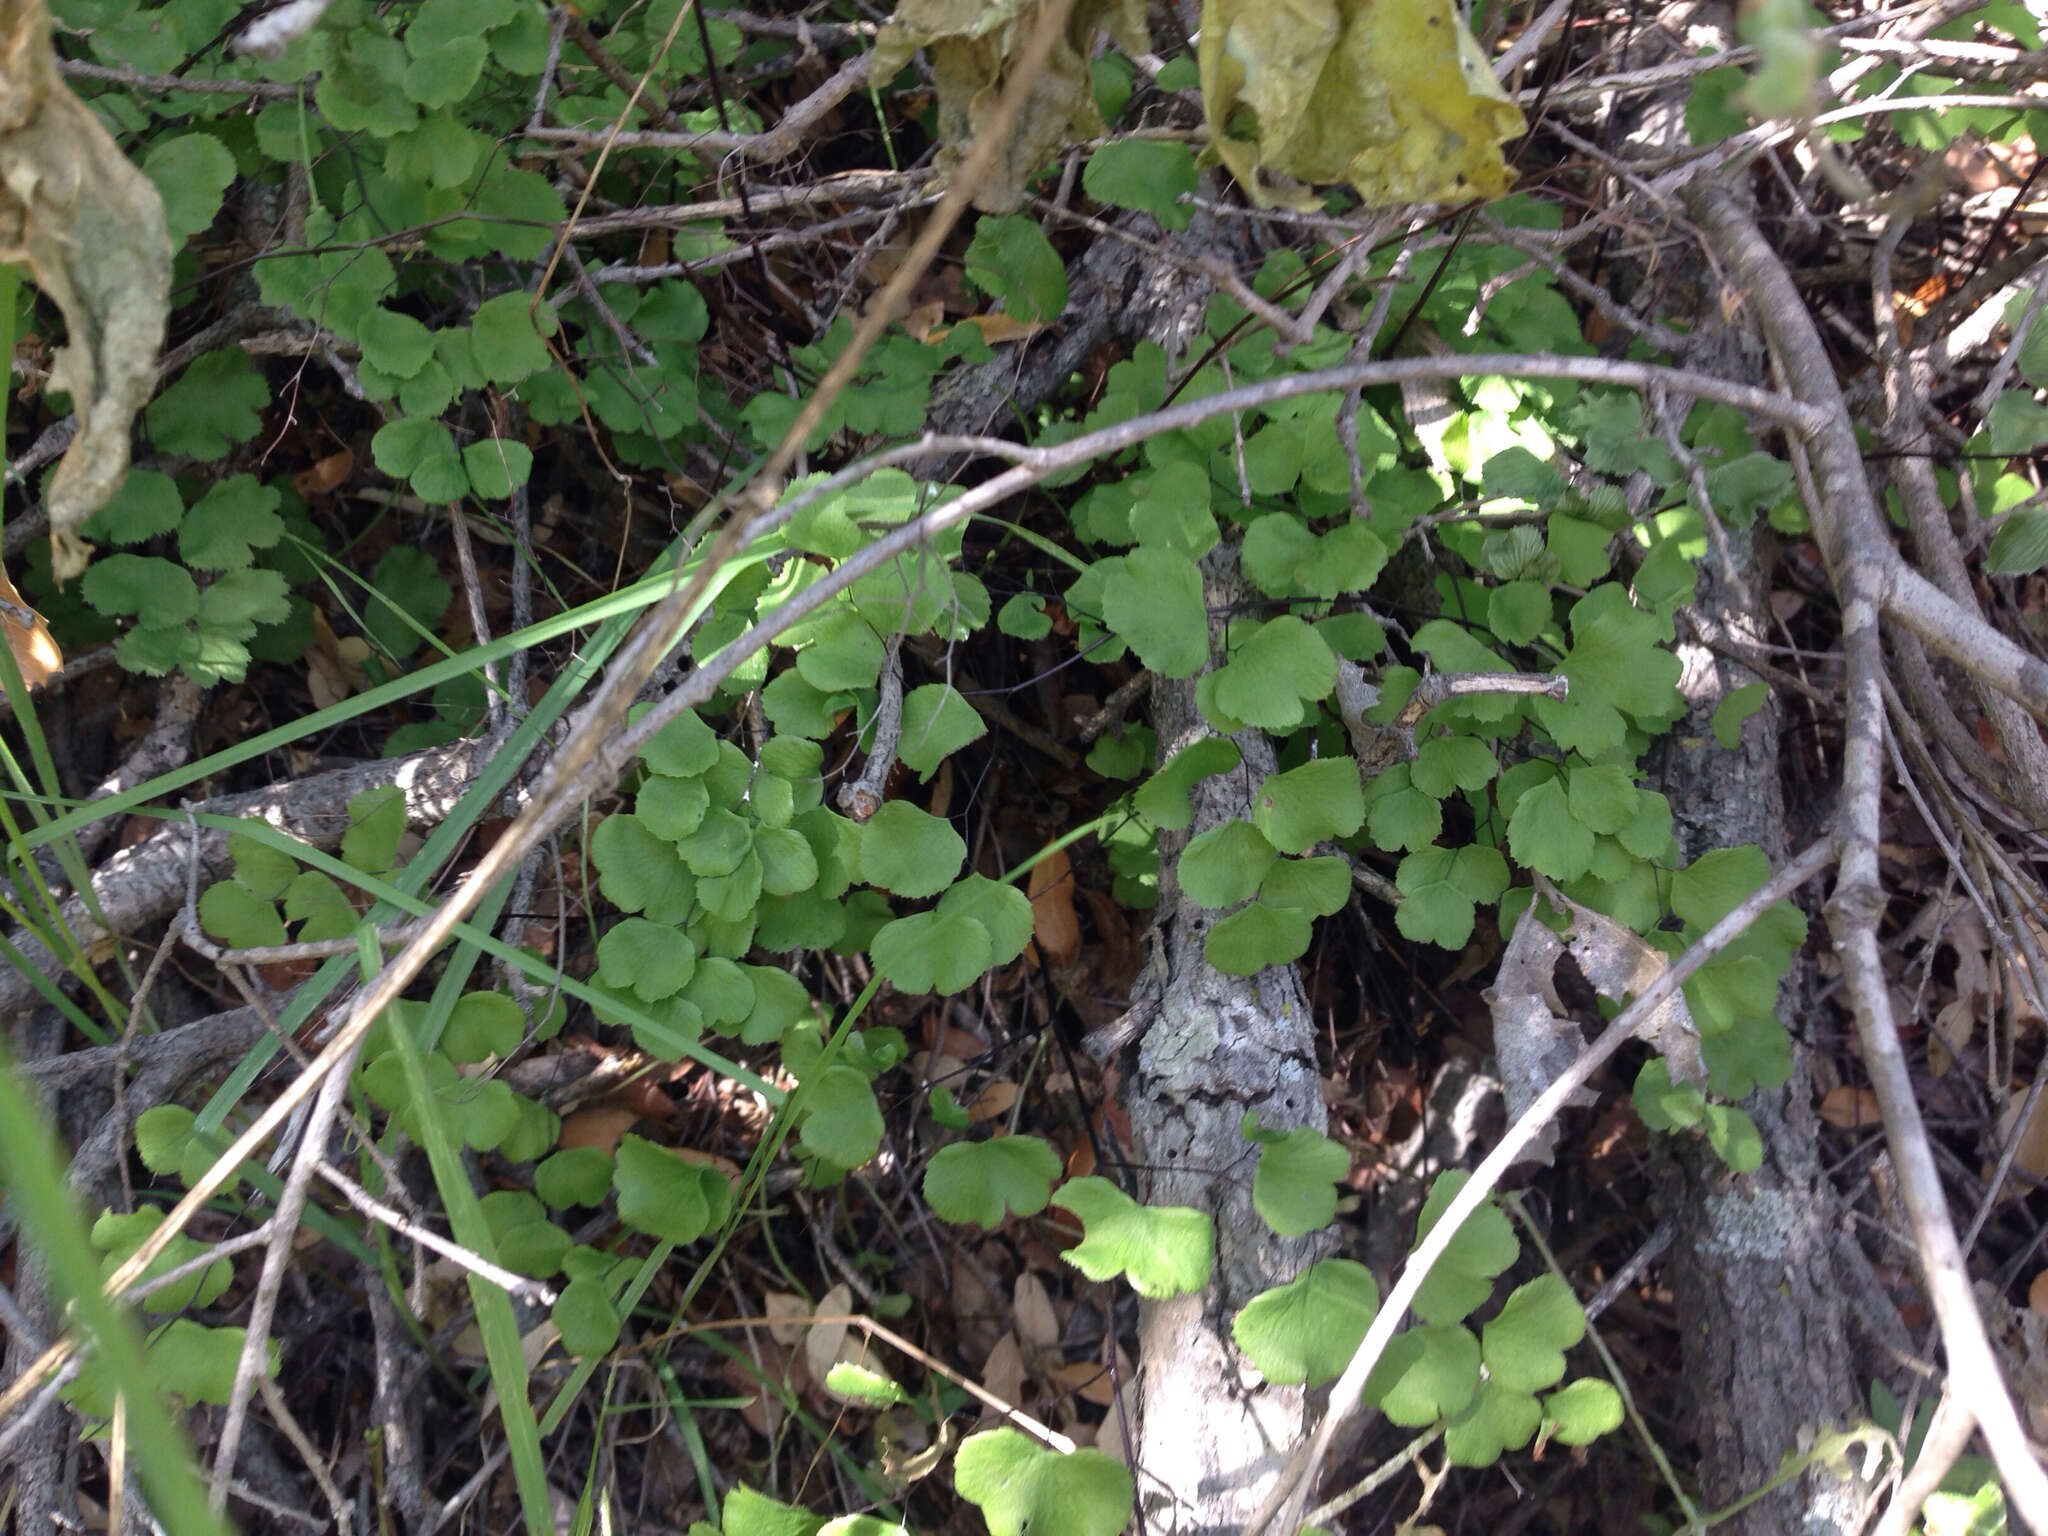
[804,1281,859,1385]
[936,312,1049,345]
[1977,1279,2048,1440]
[1012,1271,1059,1352]
[306,608,371,710]
[1998,1093,2048,1191]
[1486,906,1594,1168]
[613,1075,679,1123]
[1584,1099,1646,1183]
[1028,846,1082,965]
[668,1145,743,1191]
[763,1290,811,1346]
[0,0,171,581]
[1080,887,1139,994]
[723,1348,788,1437]
[968,1080,1019,1123]
[899,299,947,342]
[1042,1359,1107,1400]
[1930,998,1974,1077]
[922,1012,989,1061]
[557,1103,639,1154]
[1487,880,1704,1165]
[951,1255,1005,1363]
[292,447,355,498]
[1948,132,2039,193]
[1817,1085,1882,1130]
[1089,1346,1132,1406]
[978,1331,1027,1425]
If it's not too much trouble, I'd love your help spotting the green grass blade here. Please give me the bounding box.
[187,548,697,1128]
[0,1036,227,1536]
[0,921,106,1041]
[650,1351,722,1523]
[23,540,769,852]
[364,881,557,1535]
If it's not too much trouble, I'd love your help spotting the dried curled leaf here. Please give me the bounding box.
[1198,0,1527,210]
[873,0,1148,213]
[1553,887,1705,1094]
[0,0,171,582]
[0,556,56,686]
[1486,880,1705,1166]
[1486,905,1593,1168]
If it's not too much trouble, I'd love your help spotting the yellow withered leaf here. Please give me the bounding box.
[1199,0,1527,210]
[0,0,172,583]
[873,0,1148,213]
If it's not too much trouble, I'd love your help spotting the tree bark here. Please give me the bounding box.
[1124,552,1330,1533]
[1571,12,1874,1516]
[1658,513,1870,1534]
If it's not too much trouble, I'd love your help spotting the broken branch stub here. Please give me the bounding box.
[0,0,171,583]
[1487,878,1706,1165]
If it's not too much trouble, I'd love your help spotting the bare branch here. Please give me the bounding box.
[1494,0,1574,79]
[315,1161,556,1307]
[559,171,934,238]
[57,59,307,99]
[1873,1388,1976,1536]
[256,1374,354,1536]
[1395,669,1568,726]
[1074,670,1153,744]
[836,636,903,822]
[14,1004,267,1092]
[205,1039,354,1508]
[704,8,879,43]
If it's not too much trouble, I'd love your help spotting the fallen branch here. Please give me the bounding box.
[1332,663,1567,775]
[314,1161,555,1308]
[14,1005,267,1093]
[57,59,309,98]
[613,352,1828,771]
[1073,670,1152,744]
[1873,1387,1975,1536]
[0,738,493,1018]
